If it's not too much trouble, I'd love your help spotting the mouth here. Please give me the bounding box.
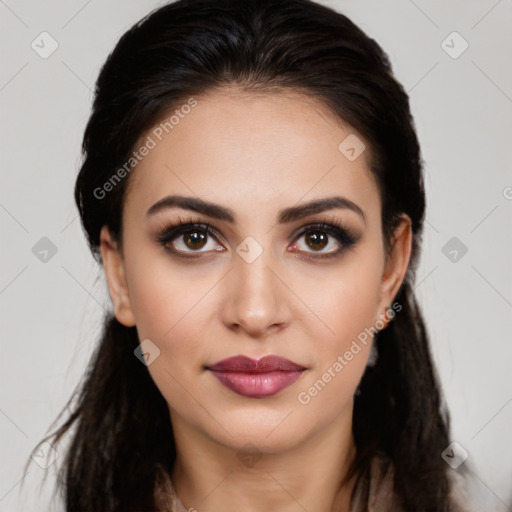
[206,355,307,399]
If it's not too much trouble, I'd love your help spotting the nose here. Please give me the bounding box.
[220,247,291,339]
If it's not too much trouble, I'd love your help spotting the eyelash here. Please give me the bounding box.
[155,215,359,261]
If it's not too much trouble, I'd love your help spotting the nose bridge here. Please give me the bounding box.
[222,238,288,335]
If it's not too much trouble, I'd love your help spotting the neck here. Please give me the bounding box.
[170,405,357,512]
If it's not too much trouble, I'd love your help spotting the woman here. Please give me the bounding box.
[26,0,471,510]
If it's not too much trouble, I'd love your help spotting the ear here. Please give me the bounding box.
[377,214,413,320]
[99,225,136,327]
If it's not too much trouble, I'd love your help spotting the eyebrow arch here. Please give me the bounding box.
[146,195,366,225]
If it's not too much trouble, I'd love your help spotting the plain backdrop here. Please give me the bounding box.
[1,0,511,510]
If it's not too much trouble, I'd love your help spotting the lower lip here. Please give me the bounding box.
[209,370,304,398]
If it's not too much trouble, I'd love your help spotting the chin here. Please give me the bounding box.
[202,406,319,454]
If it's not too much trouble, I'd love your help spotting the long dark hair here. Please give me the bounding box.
[24,0,466,510]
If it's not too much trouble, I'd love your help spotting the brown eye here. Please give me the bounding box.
[183,231,208,250]
[295,229,340,255]
[157,222,225,256]
[304,232,329,251]
[290,222,359,260]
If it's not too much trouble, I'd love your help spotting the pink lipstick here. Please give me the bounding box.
[207,355,306,398]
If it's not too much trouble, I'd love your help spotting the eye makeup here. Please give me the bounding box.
[154,214,361,261]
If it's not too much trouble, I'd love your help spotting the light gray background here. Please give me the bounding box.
[1,1,511,510]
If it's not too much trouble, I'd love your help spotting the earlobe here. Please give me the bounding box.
[99,225,136,327]
[377,215,413,318]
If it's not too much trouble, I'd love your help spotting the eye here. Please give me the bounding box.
[157,222,224,257]
[289,222,358,260]
[156,218,359,260]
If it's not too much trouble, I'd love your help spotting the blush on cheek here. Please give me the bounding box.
[129,271,194,336]
[314,280,380,348]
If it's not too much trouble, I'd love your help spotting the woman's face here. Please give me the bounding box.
[100,89,411,454]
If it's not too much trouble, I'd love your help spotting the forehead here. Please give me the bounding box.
[124,89,380,224]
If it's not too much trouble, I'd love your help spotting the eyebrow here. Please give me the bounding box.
[146,194,366,225]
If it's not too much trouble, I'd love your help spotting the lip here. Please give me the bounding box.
[207,355,306,398]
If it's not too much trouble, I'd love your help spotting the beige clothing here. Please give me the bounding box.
[348,456,471,512]
[157,456,470,512]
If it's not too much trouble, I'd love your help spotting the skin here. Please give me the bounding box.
[100,88,412,512]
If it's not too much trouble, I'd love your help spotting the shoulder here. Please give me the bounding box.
[154,464,190,512]
[350,455,472,512]
[349,456,402,512]
[447,465,473,512]
[367,456,402,511]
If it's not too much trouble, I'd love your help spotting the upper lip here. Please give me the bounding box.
[207,355,306,373]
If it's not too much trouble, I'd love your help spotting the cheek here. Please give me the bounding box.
[123,250,219,383]
[122,258,211,408]
[294,250,383,406]
[300,251,383,356]
[125,261,212,417]
[295,295,376,419]
[125,247,216,341]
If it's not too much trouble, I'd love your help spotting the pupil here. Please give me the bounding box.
[306,232,327,250]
